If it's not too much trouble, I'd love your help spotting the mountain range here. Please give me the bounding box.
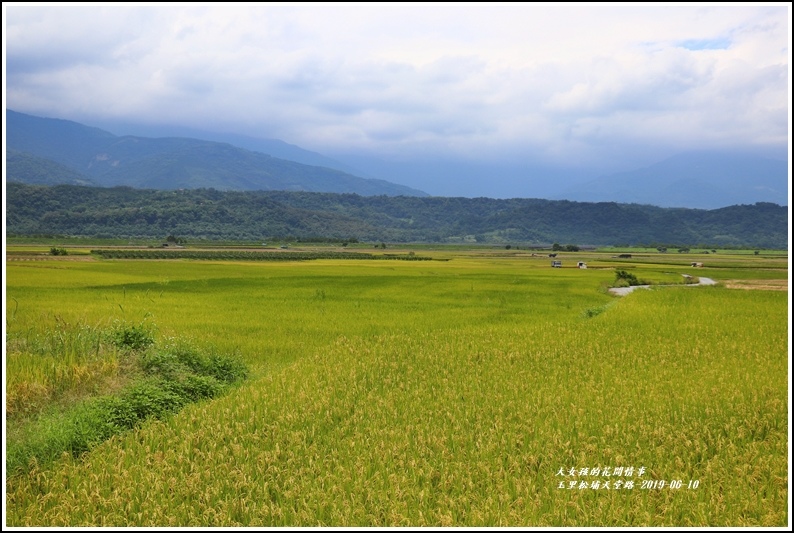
[5,110,426,197]
[84,119,361,176]
[5,109,789,208]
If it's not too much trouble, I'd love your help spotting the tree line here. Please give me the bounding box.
[6,183,788,248]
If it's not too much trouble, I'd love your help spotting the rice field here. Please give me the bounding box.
[4,248,789,526]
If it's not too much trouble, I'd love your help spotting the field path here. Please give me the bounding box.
[609,276,717,296]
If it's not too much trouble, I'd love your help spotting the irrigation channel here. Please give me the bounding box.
[608,276,717,296]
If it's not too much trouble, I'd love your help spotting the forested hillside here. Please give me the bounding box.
[6,150,98,186]
[6,183,788,248]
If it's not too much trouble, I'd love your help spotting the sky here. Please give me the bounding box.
[3,3,792,189]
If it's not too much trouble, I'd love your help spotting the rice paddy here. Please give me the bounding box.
[4,247,789,526]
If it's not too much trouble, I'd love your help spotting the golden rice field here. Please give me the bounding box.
[4,246,790,526]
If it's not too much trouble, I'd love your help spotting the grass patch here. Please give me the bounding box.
[6,326,248,478]
[581,301,616,318]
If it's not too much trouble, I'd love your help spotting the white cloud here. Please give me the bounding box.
[4,3,790,168]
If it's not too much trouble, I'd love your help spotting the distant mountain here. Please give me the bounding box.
[328,154,600,199]
[556,151,789,209]
[87,120,363,176]
[5,110,427,197]
[6,149,97,186]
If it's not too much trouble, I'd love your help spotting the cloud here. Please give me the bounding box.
[6,6,167,73]
[4,3,789,169]
[679,38,732,50]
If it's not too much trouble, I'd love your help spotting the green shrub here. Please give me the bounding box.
[614,269,640,286]
[110,320,155,351]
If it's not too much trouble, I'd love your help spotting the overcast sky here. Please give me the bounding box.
[3,3,791,172]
